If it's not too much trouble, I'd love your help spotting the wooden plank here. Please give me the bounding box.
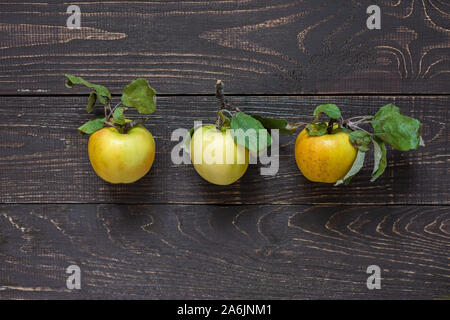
[0,204,448,299]
[0,1,448,94]
[0,95,448,205]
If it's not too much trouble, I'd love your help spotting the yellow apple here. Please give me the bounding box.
[295,128,357,183]
[190,125,249,185]
[88,125,155,183]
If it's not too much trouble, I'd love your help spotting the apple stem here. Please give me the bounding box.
[216,115,223,131]
[215,80,241,113]
[216,110,229,131]
[327,118,336,134]
[215,80,243,130]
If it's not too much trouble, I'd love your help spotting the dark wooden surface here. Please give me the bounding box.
[0,204,449,299]
[0,95,448,205]
[0,0,449,300]
[0,0,449,94]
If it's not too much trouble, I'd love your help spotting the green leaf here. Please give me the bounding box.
[78,117,106,135]
[251,115,296,134]
[112,107,126,125]
[121,78,156,114]
[230,112,272,153]
[341,126,353,134]
[335,150,366,186]
[313,104,341,120]
[371,104,422,151]
[305,122,328,136]
[371,137,387,182]
[86,92,97,113]
[65,74,111,106]
[349,130,372,152]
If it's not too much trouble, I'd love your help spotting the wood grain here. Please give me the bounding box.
[0,0,448,94]
[0,95,448,205]
[0,0,448,301]
[0,204,448,299]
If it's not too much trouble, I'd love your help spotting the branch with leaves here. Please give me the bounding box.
[299,103,424,185]
[65,74,157,134]
[186,80,300,154]
[189,81,424,185]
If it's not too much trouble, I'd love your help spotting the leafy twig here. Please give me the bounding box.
[215,80,241,130]
[107,101,113,119]
[104,121,116,127]
[124,117,150,131]
[111,102,122,114]
[67,75,157,135]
